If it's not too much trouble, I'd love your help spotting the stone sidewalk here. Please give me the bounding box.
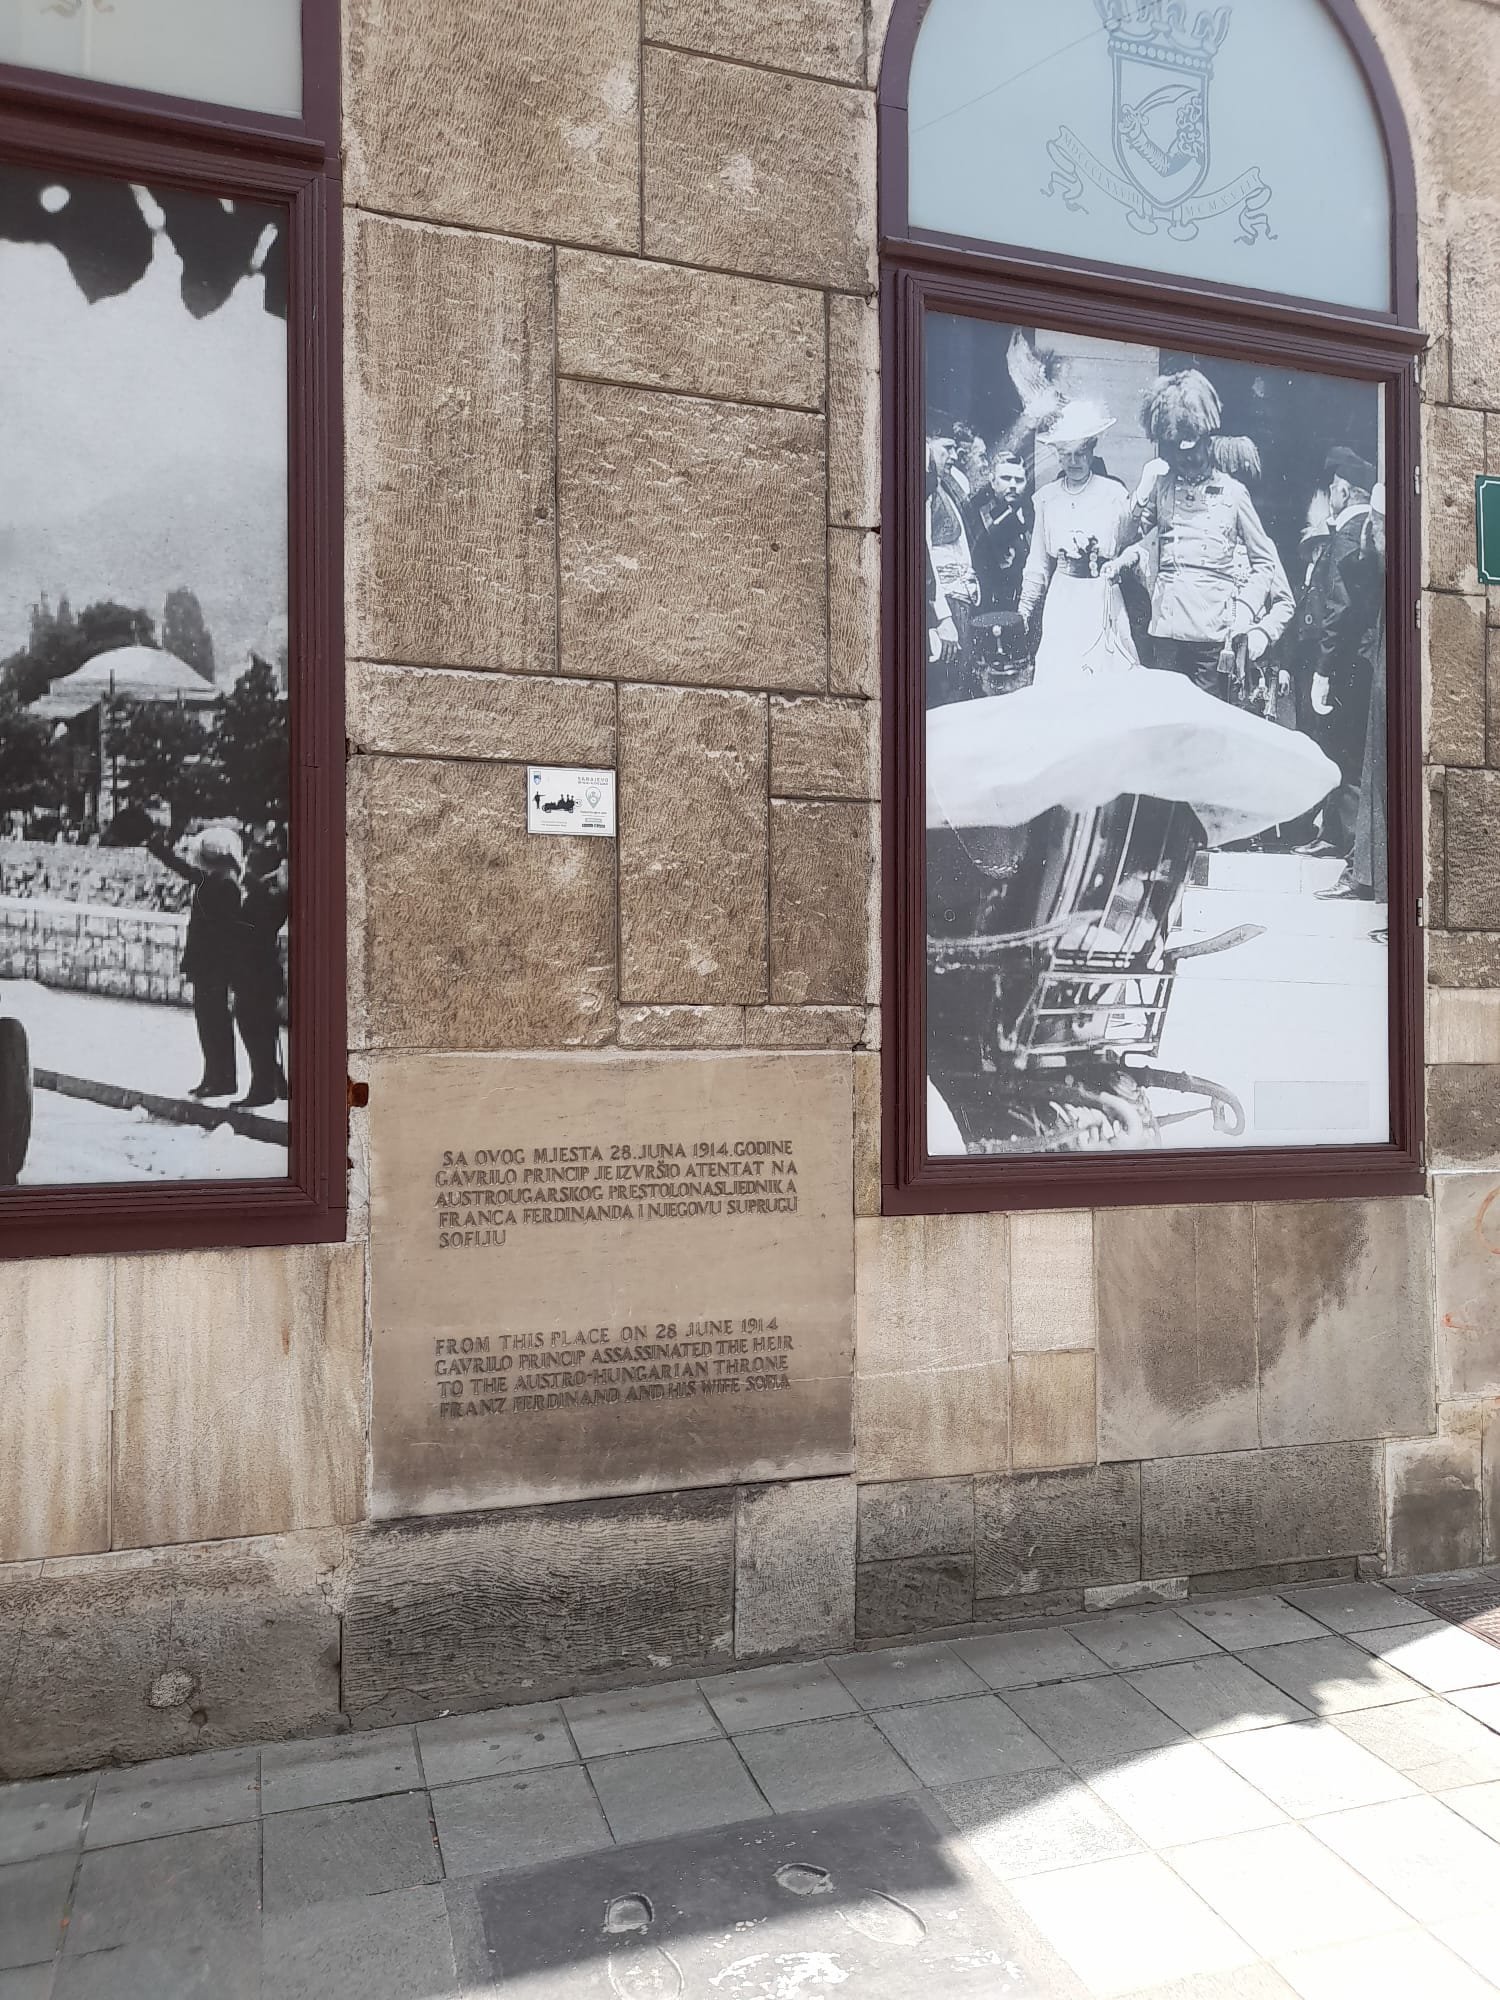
[6,1577,1500,1997]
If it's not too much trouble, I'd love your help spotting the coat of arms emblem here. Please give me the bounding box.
[1046,0,1273,246]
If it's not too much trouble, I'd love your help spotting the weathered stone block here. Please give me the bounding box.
[1140,1444,1382,1578]
[855,1366,1008,1484]
[855,1214,1008,1375]
[1010,1353,1097,1473]
[1427,592,1487,768]
[0,1534,348,1780]
[1429,775,1447,934]
[1435,1174,1500,1399]
[1427,404,1487,593]
[828,298,880,532]
[1484,1404,1500,1561]
[1444,769,1500,930]
[645,0,864,83]
[1010,1211,1096,1354]
[856,1555,974,1638]
[0,1259,110,1564]
[619,684,768,1005]
[1386,1436,1484,1576]
[1430,991,1500,1066]
[347,215,555,673]
[112,1246,365,1549]
[1431,933,1500,989]
[1096,1206,1256,1462]
[642,49,875,290]
[770,698,878,800]
[348,664,615,766]
[830,527,880,699]
[345,0,639,247]
[1429,1066,1500,1166]
[559,381,827,691]
[1449,201,1500,408]
[1256,1200,1435,1448]
[342,1494,736,1724]
[857,1477,974,1562]
[974,1464,1141,1597]
[354,758,615,1050]
[853,1050,881,1217]
[743,1008,868,1049]
[557,252,825,410]
[734,1477,856,1659]
[770,800,875,1004]
[617,1006,745,1049]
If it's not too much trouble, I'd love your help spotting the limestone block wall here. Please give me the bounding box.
[4,0,1500,1778]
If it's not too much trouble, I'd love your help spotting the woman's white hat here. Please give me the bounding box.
[1043,399,1117,447]
[193,824,245,871]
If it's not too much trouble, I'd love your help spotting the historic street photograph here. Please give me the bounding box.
[923,315,1390,1157]
[0,159,291,1185]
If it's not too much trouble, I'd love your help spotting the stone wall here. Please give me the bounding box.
[4,0,1500,1776]
[0,899,189,1004]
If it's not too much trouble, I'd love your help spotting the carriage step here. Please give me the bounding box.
[1192,851,1348,895]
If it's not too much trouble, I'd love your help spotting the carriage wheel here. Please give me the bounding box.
[0,1017,33,1186]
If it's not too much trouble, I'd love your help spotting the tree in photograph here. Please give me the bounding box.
[214,656,289,826]
[0,596,157,706]
[0,690,60,815]
[102,698,216,821]
[161,589,216,682]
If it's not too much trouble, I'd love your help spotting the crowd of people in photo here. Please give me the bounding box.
[926,365,1388,906]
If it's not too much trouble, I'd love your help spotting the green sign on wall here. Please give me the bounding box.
[1478,476,1500,585]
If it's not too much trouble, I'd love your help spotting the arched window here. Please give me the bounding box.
[880,0,1423,1212]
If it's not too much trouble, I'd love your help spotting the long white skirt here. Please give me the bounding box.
[1035,574,1139,686]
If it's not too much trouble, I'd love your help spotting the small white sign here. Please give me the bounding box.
[527,767,617,838]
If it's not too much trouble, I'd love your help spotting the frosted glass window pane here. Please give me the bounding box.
[0,0,301,118]
[909,0,1391,312]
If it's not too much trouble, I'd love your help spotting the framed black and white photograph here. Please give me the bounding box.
[922,314,1391,1162]
[0,6,344,1255]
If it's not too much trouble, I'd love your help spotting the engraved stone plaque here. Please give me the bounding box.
[368,1052,854,1517]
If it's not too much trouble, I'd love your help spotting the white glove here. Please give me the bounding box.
[1247,630,1269,663]
[1133,459,1169,506]
[1312,672,1333,716]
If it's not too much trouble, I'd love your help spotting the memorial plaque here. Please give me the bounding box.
[368,1051,855,1517]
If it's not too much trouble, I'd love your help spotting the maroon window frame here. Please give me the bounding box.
[0,2,345,1257]
[879,0,1426,1215]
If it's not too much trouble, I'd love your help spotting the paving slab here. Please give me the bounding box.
[871,1694,1059,1789]
[700,1659,860,1733]
[1207,1720,1417,1818]
[953,1627,1111,1691]
[417,1702,575,1786]
[1439,1779,1500,1841]
[87,1747,260,1847]
[827,1642,988,1711]
[1068,1608,1220,1672]
[1127,1656,1312,1739]
[1081,1740,1285,1847]
[562,1681,720,1758]
[1162,1822,1410,1958]
[1237,1635,1426,1715]
[1273,1926,1499,1999]
[262,1790,442,1913]
[733,1714,919,1812]
[459,1795,1057,1997]
[0,1775,92,1867]
[51,1925,261,2000]
[263,1885,458,2000]
[1450,1683,1500,1730]
[65,1821,259,1957]
[1330,1696,1500,1791]
[585,1739,768,1843]
[1346,1620,1500,1693]
[1305,1795,1500,1924]
[1283,1582,1434,1633]
[430,1764,611,1878]
[0,1968,55,2000]
[260,1726,420,1814]
[1008,1851,1260,1997]
[0,1851,75,1972]
[1433,1911,1500,1989]
[1176,1595,1327,1653]
[939,1765,1141,1878]
[1005,1674,1188,1766]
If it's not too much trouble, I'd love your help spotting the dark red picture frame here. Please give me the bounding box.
[0,0,345,1256]
[879,0,1427,1214]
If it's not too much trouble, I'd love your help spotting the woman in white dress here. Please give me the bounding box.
[1017,399,1140,687]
